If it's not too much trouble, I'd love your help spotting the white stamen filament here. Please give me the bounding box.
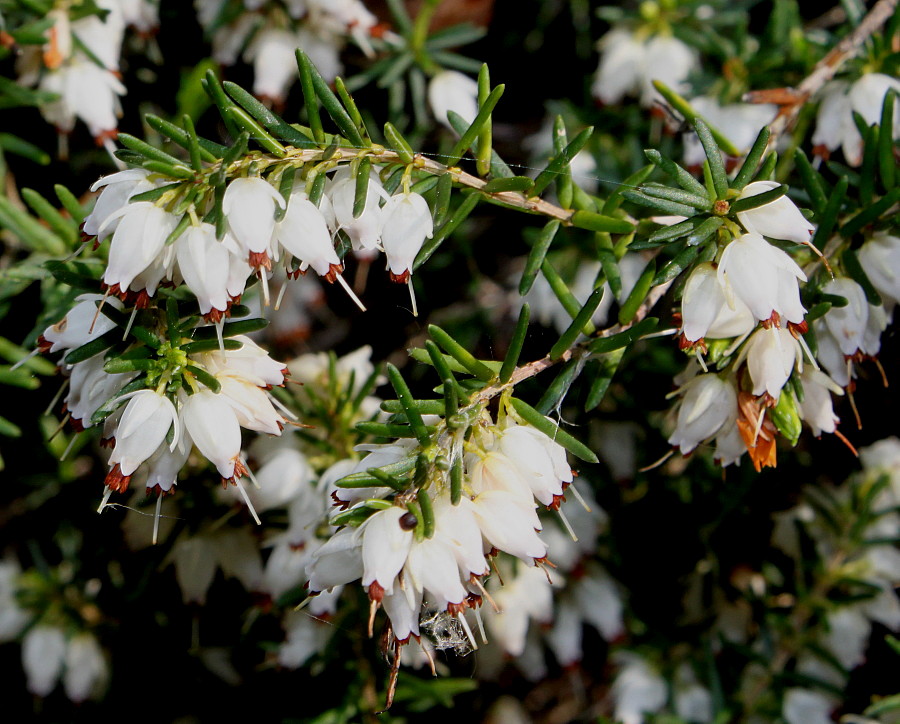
[335,274,367,312]
[568,482,592,512]
[97,486,113,514]
[235,478,261,525]
[274,281,288,311]
[123,307,138,340]
[456,611,478,650]
[556,508,579,542]
[407,278,418,317]
[152,494,162,545]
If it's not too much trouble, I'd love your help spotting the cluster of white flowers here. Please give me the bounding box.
[297,402,590,661]
[682,96,778,169]
[0,560,108,703]
[664,180,897,470]
[82,164,434,316]
[196,0,379,105]
[591,28,697,110]
[771,437,900,724]
[812,72,900,166]
[39,292,290,503]
[15,0,158,142]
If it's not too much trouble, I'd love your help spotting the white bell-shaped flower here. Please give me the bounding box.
[175,222,232,318]
[275,191,342,280]
[40,293,123,353]
[821,277,869,355]
[468,491,547,563]
[681,263,755,342]
[682,96,776,168]
[22,625,67,696]
[65,356,134,429]
[101,202,178,295]
[327,170,388,251]
[714,424,746,467]
[222,177,285,268]
[796,368,842,437]
[277,609,333,668]
[195,334,286,388]
[859,232,900,311]
[813,317,851,387]
[358,506,415,598]
[428,70,479,127]
[246,28,300,104]
[83,168,154,238]
[736,181,815,245]
[180,389,243,479]
[306,527,364,593]
[467,450,533,503]
[739,326,802,399]
[39,58,125,138]
[783,688,835,724]
[144,427,193,492]
[404,534,467,612]
[640,34,697,108]
[381,586,423,643]
[497,423,572,507]
[862,303,888,356]
[63,633,107,703]
[108,390,179,478]
[216,374,285,435]
[717,232,806,324]
[611,652,668,724]
[71,3,125,71]
[812,73,900,166]
[380,191,434,282]
[668,374,738,455]
[591,29,644,105]
[431,495,488,578]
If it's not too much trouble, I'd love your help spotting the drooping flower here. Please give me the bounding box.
[22,625,67,697]
[106,390,180,487]
[101,202,179,298]
[180,388,243,481]
[358,506,415,600]
[63,633,107,703]
[668,374,738,455]
[717,232,806,325]
[380,191,434,283]
[735,181,815,246]
[680,263,755,343]
[175,222,234,319]
[737,326,803,400]
[222,177,286,269]
[682,96,777,168]
[275,190,343,281]
[859,232,900,312]
[428,70,479,128]
[812,73,900,166]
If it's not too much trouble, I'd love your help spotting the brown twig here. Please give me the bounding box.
[745,0,899,139]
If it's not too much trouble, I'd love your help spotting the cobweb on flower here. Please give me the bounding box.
[420,610,473,655]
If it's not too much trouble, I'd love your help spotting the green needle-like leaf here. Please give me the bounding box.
[551,285,605,359]
[428,325,495,381]
[386,363,431,446]
[499,304,530,383]
[446,85,505,167]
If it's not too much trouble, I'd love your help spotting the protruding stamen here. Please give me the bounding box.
[752,406,767,446]
[695,347,709,373]
[123,307,138,341]
[473,606,488,645]
[419,638,437,676]
[456,611,478,650]
[556,508,579,542]
[368,598,379,638]
[408,278,418,318]
[59,433,78,462]
[259,269,270,307]
[10,348,41,373]
[471,576,500,613]
[274,280,288,311]
[215,317,225,353]
[97,486,113,514]
[235,478,261,525]
[568,482,592,512]
[639,449,674,472]
[335,274,367,312]
[152,494,162,545]
[240,455,261,490]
